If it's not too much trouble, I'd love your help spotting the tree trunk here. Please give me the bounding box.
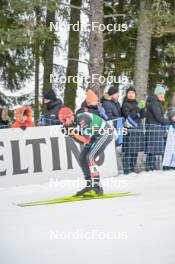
[42,3,55,99]
[89,0,104,97]
[134,0,152,100]
[64,0,82,110]
[171,92,175,107]
[34,6,41,125]
[34,47,40,125]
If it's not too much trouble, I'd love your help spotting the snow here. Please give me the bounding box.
[0,170,175,264]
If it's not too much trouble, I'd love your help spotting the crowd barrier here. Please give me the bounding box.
[0,118,174,186]
[116,123,175,174]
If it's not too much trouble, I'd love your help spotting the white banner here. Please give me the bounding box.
[163,126,175,168]
[0,125,118,187]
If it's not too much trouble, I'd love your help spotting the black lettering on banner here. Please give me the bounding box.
[65,137,82,169]
[11,140,28,175]
[0,141,6,176]
[26,139,46,173]
[50,137,61,171]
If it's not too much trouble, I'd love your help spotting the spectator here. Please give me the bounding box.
[101,86,122,146]
[11,106,34,129]
[76,89,108,120]
[0,106,9,128]
[41,89,63,126]
[101,86,121,121]
[122,86,145,174]
[145,85,170,171]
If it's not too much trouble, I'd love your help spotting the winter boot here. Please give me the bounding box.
[92,184,104,195]
[75,180,92,196]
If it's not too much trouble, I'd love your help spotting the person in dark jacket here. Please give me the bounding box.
[122,87,145,174]
[145,85,170,171]
[101,86,122,146]
[101,86,121,120]
[41,89,63,126]
[0,106,9,128]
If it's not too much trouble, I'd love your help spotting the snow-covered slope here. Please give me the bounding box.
[0,170,175,264]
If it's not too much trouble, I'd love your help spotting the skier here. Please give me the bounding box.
[58,105,113,196]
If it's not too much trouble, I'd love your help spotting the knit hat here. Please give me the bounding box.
[154,85,166,95]
[86,89,98,104]
[108,86,119,96]
[167,107,175,119]
[126,86,136,95]
[44,89,57,101]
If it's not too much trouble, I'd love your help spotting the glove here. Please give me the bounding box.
[138,100,145,109]
[98,107,109,121]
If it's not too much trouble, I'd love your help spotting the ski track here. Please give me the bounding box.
[0,171,175,264]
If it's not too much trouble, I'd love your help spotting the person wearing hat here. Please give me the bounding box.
[58,106,113,196]
[41,89,63,126]
[76,89,99,115]
[101,86,121,121]
[11,106,34,129]
[101,86,122,147]
[121,86,146,174]
[76,89,108,120]
[145,85,170,171]
[146,85,169,125]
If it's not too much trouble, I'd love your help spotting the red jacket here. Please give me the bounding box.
[11,107,34,128]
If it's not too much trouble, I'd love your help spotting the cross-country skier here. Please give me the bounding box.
[58,104,113,196]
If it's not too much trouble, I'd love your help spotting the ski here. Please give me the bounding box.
[17,192,138,207]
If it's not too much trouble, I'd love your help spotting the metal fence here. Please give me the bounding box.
[1,118,175,175]
[116,123,175,174]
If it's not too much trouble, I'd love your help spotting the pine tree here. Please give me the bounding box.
[89,0,104,97]
[134,0,152,100]
[64,0,82,110]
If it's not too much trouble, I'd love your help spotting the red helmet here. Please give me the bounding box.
[58,107,74,125]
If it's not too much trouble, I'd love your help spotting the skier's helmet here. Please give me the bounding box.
[58,107,74,126]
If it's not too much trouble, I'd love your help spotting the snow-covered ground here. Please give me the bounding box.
[0,170,175,264]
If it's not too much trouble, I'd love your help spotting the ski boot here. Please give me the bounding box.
[75,180,92,196]
[92,184,104,195]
